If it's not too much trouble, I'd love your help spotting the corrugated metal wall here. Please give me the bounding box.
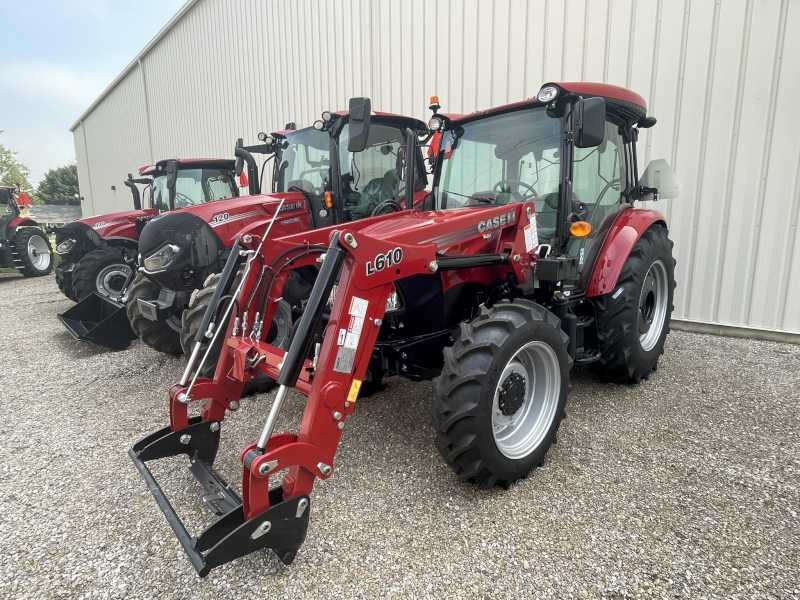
[73,0,800,336]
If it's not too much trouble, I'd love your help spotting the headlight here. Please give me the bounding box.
[143,243,181,272]
[321,110,333,123]
[536,85,559,103]
[313,120,324,131]
[428,116,443,132]
[55,238,77,254]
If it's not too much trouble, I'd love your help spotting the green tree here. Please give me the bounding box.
[37,164,80,205]
[0,130,40,203]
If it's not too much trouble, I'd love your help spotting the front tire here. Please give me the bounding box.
[126,273,183,355]
[71,247,133,301]
[590,224,676,383]
[55,261,78,301]
[432,299,572,488]
[13,228,52,277]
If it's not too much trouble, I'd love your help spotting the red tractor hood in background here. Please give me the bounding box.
[147,192,310,247]
[73,208,159,240]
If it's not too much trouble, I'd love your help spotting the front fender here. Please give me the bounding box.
[8,217,39,229]
[584,208,667,298]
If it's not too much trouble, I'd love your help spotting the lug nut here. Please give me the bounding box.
[333,411,342,420]
[178,393,190,404]
[243,234,253,244]
[209,422,220,432]
[338,422,345,430]
[374,318,382,326]
[180,434,191,444]
[429,260,439,272]
[229,401,240,410]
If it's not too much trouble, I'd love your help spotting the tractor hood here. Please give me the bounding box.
[56,209,158,246]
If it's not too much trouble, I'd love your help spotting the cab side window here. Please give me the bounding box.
[569,120,627,268]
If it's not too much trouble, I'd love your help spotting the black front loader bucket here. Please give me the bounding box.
[129,418,310,577]
[57,293,136,350]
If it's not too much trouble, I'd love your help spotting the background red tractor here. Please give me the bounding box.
[0,184,53,277]
[130,84,680,575]
[54,158,238,302]
[127,107,429,356]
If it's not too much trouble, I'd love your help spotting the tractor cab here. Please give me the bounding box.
[272,106,427,228]
[137,159,239,212]
[431,82,679,295]
[0,186,21,242]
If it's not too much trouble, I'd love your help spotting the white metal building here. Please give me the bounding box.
[71,0,800,341]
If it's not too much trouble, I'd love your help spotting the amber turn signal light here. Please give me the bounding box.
[569,221,592,237]
[324,191,333,209]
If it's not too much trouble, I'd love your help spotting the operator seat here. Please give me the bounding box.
[350,171,400,219]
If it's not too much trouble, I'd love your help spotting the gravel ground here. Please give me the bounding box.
[1,272,798,599]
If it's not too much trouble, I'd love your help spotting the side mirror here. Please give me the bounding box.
[165,160,179,190]
[574,97,606,148]
[395,147,406,182]
[347,97,372,153]
[639,159,682,200]
[0,190,8,205]
[234,138,244,176]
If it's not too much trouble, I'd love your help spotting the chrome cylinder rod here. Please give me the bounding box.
[257,385,290,450]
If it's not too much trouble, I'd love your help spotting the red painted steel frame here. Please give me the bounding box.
[167,201,539,522]
[584,207,667,297]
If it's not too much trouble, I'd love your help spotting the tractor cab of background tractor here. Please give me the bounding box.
[56,158,239,350]
[126,105,429,358]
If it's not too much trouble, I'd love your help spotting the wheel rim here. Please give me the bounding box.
[27,235,50,270]
[492,341,561,460]
[95,264,132,297]
[638,260,668,352]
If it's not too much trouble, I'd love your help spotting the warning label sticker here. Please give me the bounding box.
[344,332,360,349]
[337,328,347,345]
[347,380,362,403]
[349,296,369,318]
[333,347,356,373]
[524,215,539,253]
[348,315,364,336]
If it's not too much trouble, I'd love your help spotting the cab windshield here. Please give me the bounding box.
[150,168,237,211]
[435,107,563,243]
[273,129,331,195]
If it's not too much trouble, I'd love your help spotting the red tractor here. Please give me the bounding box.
[54,158,239,302]
[126,107,428,356]
[0,184,53,277]
[57,159,239,350]
[130,84,680,575]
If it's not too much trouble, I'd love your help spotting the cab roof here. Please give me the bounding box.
[139,158,236,176]
[443,82,648,126]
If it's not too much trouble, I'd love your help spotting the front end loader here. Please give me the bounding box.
[130,84,681,575]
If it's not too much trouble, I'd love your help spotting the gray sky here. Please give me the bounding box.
[0,0,185,184]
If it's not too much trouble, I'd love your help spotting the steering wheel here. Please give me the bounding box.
[493,179,538,201]
[174,192,195,207]
[371,200,403,217]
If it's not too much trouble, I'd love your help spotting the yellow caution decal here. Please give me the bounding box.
[347,380,362,403]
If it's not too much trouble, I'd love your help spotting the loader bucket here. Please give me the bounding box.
[57,293,136,350]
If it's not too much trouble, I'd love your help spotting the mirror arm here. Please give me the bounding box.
[405,127,415,210]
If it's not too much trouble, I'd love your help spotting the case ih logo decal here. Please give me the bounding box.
[280,202,303,212]
[477,208,516,234]
[93,221,107,229]
[366,247,403,276]
[209,210,262,228]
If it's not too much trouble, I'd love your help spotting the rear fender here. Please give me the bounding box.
[8,217,38,230]
[584,208,667,298]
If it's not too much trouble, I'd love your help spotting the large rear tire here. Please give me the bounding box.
[432,299,572,488]
[13,228,52,277]
[589,224,676,383]
[126,273,183,355]
[71,247,133,301]
[55,261,78,301]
